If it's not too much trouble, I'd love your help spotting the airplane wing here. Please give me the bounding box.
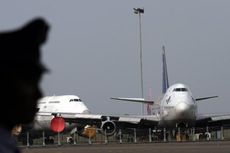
[193,96,230,127]
[60,113,159,126]
[50,112,159,136]
[196,113,230,127]
[110,97,154,104]
[195,96,218,101]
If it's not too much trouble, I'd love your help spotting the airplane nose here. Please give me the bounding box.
[176,102,190,114]
[175,102,196,121]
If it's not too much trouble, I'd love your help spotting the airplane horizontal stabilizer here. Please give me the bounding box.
[195,96,218,101]
[110,97,154,104]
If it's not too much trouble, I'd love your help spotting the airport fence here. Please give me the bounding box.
[16,126,230,147]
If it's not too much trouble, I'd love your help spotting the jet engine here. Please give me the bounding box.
[100,120,116,136]
[50,116,65,133]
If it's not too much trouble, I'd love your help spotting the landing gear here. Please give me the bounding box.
[66,136,74,144]
[45,136,54,144]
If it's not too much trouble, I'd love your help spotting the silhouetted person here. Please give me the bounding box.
[0,17,49,153]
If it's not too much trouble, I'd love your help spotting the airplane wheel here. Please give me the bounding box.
[50,138,54,144]
[45,137,54,144]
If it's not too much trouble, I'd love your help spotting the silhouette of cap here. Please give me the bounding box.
[0,17,49,76]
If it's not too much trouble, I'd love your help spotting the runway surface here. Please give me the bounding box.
[21,141,230,153]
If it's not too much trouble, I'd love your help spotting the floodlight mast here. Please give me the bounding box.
[133,8,144,115]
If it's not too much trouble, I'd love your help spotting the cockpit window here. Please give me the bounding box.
[173,88,188,92]
[69,99,82,102]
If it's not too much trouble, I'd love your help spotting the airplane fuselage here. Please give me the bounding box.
[33,95,90,131]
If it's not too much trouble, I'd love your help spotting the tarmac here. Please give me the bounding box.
[21,141,230,153]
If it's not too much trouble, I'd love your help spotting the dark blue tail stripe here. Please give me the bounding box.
[162,46,169,94]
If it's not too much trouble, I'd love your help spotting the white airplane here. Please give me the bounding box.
[18,95,93,144]
[111,46,222,129]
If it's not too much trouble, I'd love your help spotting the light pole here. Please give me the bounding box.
[133,8,144,115]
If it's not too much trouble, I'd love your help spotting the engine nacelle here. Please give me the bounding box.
[50,116,65,133]
[100,120,116,136]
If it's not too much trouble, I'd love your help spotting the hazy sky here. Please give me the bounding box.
[1,0,230,115]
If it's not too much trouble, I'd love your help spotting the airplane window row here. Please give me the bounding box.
[173,88,188,92]
[49,101,60,103]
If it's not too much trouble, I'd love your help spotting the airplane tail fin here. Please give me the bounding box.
[162,46,169,94]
